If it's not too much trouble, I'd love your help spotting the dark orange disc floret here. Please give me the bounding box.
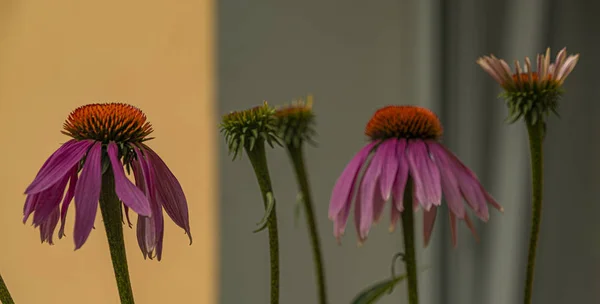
[365,105,443,140]
[62,103,153,143]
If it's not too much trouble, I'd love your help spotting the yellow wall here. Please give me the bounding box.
[0,0,217,303]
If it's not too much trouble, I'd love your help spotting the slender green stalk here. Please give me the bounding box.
[245,141,280,304]
[287,146,328,304]
[401,180,418,304]
[523,120,544,304]
[0,272,14,304]
[99,168,135,304]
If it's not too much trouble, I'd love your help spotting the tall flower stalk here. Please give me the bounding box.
[274,97,328,304]
[221,102,282,304]
[0,272,14,304]
[23,103,192,303]
[477,47,579,304]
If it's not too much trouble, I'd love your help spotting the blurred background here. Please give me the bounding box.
[1,0,599,303]
[219,0,600,304]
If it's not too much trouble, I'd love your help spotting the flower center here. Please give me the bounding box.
[365,105,443,140]
[62,103,153,143]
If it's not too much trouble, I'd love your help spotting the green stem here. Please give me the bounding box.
[99,168,135,304]
[245,141,280,304]
[0,272,14,304]
[401,179,418,304]
[523,120,544,304]
[287,146,328,304]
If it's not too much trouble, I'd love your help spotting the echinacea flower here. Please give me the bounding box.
[477,47,579,124]
[24,103,191,260]
[329,105,503,246]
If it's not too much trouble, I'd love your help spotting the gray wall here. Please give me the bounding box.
[218,0,600,303]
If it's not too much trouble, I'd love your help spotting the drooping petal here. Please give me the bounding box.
[464,213,480,242]
[143,146,190,244]
[333,201,351,241]
[23,194,40,223]
[39,206,60,245]
[389,202,401,233]
[440,145,493,221]
[73,142,102,249]
[32,173,70,227]
[107,142,151,216]
[136,216,151,259]
[379,139,398,201]
[26,140,94,194]
[354,183,365,244]
[427,141,465,218]
[59,167,79,238]
[407,140,441,210]
[392,139,409,211]
[329,142,377,219]
[372,180,387,224]
[423,206,437,247]
[359,143,387,237]
[134,147,165,260]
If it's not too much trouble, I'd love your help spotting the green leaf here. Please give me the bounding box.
[350,274,408,304]
[254,192,276,233]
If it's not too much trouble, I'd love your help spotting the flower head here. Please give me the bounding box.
[329,105,502,246]
[24,103,191,260]
[274,95,317,148]
[477,47,579,124]
[220,101,281,159]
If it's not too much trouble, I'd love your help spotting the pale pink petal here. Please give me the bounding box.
[464,213,480,242]
[379,139,398,201]
[107,142,151,216]
[359,143,387,237]
[423,206,437,247]
[407,140,441,210]
[392,139,409,211]
[427,141,465,218]
[73,142,102,249]
[329,142,377,219]
[555,55,579,83]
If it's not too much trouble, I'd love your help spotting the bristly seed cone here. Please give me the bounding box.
[62,103,154,143]
[220,101,281,159]
[365,105,443,141]
[274,96,317,148]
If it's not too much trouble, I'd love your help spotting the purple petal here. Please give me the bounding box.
[32,173,70,227]
[464,213,480,242]
[391,139,409,211]
[407,140,441,210]
[23,194,40,223]
[333,202,351,241]
[26,140,94,194]
[59,167,79,238]
[359,143,387,237]
[107,142,151,216]
[354,183,365,244]
[427,141,465,218]
[423,206,437,247]
[73,142,102,249]
[143,145,191,243]
[372,181,387,224]
[329,142,377,219]
[134,148,165,260]
[39,206,60,245]
[379,139,398,201]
